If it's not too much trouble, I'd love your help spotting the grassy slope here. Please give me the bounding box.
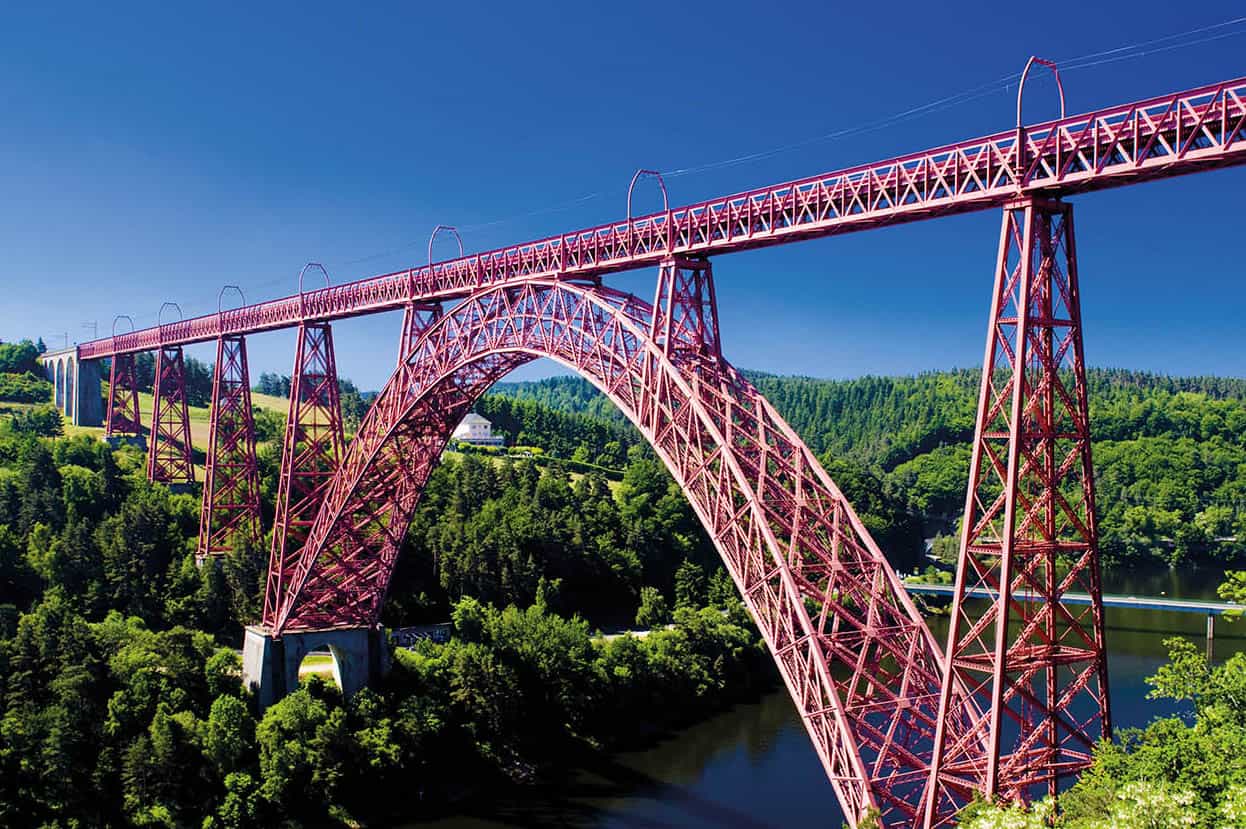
[440,448,622,494]
[62,390,290,478]
[57,391,623,490]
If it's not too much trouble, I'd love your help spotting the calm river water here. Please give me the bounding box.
[414,565,1238,829]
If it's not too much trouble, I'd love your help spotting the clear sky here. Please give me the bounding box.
[2,3,1244,390]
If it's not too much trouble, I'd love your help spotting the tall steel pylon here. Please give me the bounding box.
[105,352,143,438]
[147,345,195,485]
[924,198,1110,824]
[198,334,261,558]
[262,321,344,626]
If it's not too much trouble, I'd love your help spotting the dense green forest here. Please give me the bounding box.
[0,339,47,376]
[0,339,52,408]
[5,343,1246,826]
[495,369,1246,567]
[0,366,768,826]
[384,448,730,627]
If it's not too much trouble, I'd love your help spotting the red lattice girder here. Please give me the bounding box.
[79,76,1246,363]
[197,335,261,559]
[262,322,345,626]
[923,199,1110,825]
[651,255,719,360]
[147,345,194,485]
[105,352,142,438]
[268,273,980,828]
[396,301,442,368]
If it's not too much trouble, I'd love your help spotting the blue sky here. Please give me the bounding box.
[1,2,1244,390]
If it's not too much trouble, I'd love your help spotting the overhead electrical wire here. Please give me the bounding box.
[325,14,1246,275]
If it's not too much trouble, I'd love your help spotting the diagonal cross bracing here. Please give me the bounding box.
[262,322,345,627]
[198,335,261,558]
[923,200,1110,826]
[80,77,1246,361]
[263,275,977,828]
[147,345,194,485]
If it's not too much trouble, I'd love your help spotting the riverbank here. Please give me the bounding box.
[405,565,1244,828]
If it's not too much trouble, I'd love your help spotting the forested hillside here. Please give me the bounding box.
[0,365,766,826]
[0,339,53,409]
[493,369,1246,567]
[493,375,629,427]
[5,347,1246,825]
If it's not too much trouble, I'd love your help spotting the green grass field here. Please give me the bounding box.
[297,652,336,679]
[49,391,623,492]
[60,390,290,478]
[441,449,622,494]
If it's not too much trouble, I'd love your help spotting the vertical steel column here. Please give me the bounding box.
[924,198,1110,824]
[650,255,720,361]
[106,352,143,438]
[147,345,195,484]
[642,255,720,434]
[397,225,456,367]
[397,302,442,367]
[262,322,344,626]
[197,335,261,559]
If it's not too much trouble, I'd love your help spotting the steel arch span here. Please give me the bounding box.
[263,270,978,827]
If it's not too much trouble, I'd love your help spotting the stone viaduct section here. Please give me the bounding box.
[39,347,104,427]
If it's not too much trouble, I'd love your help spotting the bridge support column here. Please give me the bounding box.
[148,345,195,486]
[39,349,104,427]
[106,352,144,444]
[263,322,345,625]
[241,624,390,709]
[925,198,1110,821]
[73,359,104,426]
[650,255,719,362]
[198,335,260,559]
[642,256,720,431]
[397,301,442,367]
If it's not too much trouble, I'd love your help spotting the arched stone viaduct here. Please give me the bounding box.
[38,347,104,427]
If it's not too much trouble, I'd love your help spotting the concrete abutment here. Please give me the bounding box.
[241,624,390,709]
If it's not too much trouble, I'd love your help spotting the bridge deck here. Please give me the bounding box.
[903,582,1238,616]
[77,75,1246,361]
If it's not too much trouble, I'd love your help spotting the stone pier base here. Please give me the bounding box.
[241,625,390,709]
[38,349,104,427]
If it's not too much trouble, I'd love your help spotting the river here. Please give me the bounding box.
[415,565,1240,828]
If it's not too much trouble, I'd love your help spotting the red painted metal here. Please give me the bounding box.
[70,70,1246,827]
[105,352,142,438]
[77,75,1246,361]
[197,334,261,559]
[923,199,1110,825]
[263,273,976,827]
[650,254,719,361]
[261,321,345,626]
[395,227,455,364]
[147,345,194,485]
[397,301,442,366]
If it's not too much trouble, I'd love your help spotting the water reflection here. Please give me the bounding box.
[417,564,1240,828]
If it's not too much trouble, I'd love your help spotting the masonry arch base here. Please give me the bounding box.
[241,624,390,710]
